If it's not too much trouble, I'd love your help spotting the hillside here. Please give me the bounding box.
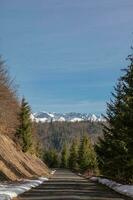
[35,121,104,152]
[0,134,50,181]
[0,58,50,182]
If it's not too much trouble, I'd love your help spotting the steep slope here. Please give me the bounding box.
[35,121,104,152]
[0,134,50,181]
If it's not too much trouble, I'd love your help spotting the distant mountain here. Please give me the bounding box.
[31,111,106,123]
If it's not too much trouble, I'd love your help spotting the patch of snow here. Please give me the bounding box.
[39,177,49,181]
[51,170,56,175]
[90,177,98,181]
[70,118,83,122]
[58,117,66,122]
[30,114,35,121]
[35,118,48,123]
[0,194,11,200]
[97,115,106,122]
[0,177,48,199]
[90,114,97,121]
[48,113,54,118]
[90,177,133,198]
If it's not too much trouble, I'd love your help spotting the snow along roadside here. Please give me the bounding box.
[0,177,48,200]
[90,177,133,198]
[0,170,56,200]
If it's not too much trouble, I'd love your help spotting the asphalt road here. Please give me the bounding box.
[17,169,132,200]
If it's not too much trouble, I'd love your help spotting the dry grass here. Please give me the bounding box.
[0,134,50,181]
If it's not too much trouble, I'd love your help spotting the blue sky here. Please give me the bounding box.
[0,0,133,114]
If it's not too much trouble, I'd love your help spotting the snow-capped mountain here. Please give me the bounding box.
[31,111,106,123]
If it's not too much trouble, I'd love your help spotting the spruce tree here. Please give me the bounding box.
[69,139,79,170]
[61,143,68,168]
[78,135,97,173]
[96,53,133,183]
[16,98,33,153]
[43,149,59,168]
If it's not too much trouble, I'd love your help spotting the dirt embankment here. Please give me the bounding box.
[0,134,50,181]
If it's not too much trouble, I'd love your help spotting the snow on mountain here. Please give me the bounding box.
[48,113,55,118]
[35,118,48,123]
[30,114,35,121]
[58,117,66,122]
[88,114,97,122]
[70,117,84,122]
[31,112,105,123]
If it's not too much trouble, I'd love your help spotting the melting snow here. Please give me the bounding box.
[0,170,56,200]
[51,170,56,175]
[0,177,48,200]
[90,177,133,198]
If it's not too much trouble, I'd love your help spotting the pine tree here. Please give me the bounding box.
[43,149,59,168]
[69,139,79,170]
[16,98,33,153]
[61,143,68,168]
[95,52,133,183]
[78,135,97,173]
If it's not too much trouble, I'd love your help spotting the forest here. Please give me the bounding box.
[34,120,104,151]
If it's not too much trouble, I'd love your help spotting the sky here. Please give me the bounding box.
[0,0,133,114]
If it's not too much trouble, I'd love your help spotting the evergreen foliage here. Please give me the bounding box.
[16,98,33,153]
[95,53,133,183]
[35,121,103,153]
[68,139,79,170]
[78,135,98,172]
[43,149,59,168]
[61,143,68,168]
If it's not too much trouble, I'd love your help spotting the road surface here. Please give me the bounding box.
[17,169,132,200]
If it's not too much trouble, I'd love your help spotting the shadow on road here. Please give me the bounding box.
[18,169,132,200]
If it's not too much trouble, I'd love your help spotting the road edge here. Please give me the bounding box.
[90,176,133,198]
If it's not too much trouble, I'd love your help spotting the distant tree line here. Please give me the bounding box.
[34,120,104,152]
[35,120,103,174]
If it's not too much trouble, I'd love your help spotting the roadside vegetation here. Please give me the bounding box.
[95,52,133,184]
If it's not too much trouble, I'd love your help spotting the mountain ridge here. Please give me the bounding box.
[31,111,106,123]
